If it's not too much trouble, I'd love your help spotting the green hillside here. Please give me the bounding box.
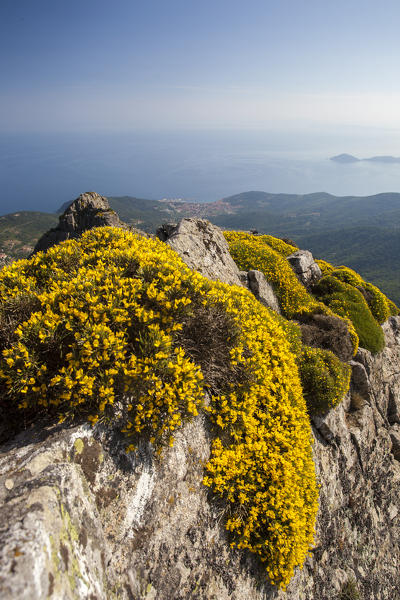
[108,196,180,230]
[0,211,58,260]
[212,191,400,233]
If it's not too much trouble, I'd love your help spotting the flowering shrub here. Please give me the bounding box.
[254,234,297,257]
[202,282,318,589]
[299,347,351,415]
[223,232,355,416]
[224,231,398,355]
[0,226,318,589]
[0,229,206,447]
[224,231,322,319]
[316,259,335,275]
[224,231,359,357]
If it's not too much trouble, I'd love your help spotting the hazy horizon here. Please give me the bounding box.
[2,127,400,214]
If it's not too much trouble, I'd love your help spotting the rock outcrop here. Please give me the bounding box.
[157,219,243,286]
[0,413,277,600]
[287,250,322,288]
[1,207,400,600]
[295,316,400,599]
[33,192,126,254]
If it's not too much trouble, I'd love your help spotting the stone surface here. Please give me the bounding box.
[389,425,400,461]
[238,270,249,286]
[33,192,127,254]
[0,417,278,600]
[302,317,400,600]
[287,250,322,288]
[247,270,281,313]
[157,219,243,286]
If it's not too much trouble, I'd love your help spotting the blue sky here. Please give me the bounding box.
[2,0,400,132]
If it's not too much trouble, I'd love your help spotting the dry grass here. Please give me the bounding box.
[176,300,252,395]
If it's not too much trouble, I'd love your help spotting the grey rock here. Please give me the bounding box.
[0,419,278,600]
[287,250,322,288]
[247,270,281,313]
[311,413,338,445]
[296,316,400,600]
[33,192,127,254]
[350,360,372,400]
[157,219,243,286]
[388,387,400,425]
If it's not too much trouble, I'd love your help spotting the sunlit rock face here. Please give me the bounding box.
[157,218,243,286]
[294,316,400,600]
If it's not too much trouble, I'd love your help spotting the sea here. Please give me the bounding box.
[1,127,400,214]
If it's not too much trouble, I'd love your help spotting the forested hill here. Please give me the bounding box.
[212,190,400,232]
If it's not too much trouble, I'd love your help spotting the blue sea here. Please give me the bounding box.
[1,128,400,214]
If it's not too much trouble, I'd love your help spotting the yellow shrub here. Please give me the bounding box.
[224,231,359,355]
[0,226,318,590]
[224,231,319,318]
[255,234,297,257]
[316,259,334,275]
[203,284,318,588]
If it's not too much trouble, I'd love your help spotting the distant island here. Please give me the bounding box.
[331,153,400,164]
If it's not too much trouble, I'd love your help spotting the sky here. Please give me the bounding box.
[1,0,400,132]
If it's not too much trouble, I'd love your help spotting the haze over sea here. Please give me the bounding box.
[2,126,400,215]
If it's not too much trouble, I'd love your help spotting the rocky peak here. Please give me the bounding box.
[33,192,126,254]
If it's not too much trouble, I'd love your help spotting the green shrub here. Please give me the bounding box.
[299,346,351,415]
[313,276,385,354]
[330,266,394,324]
